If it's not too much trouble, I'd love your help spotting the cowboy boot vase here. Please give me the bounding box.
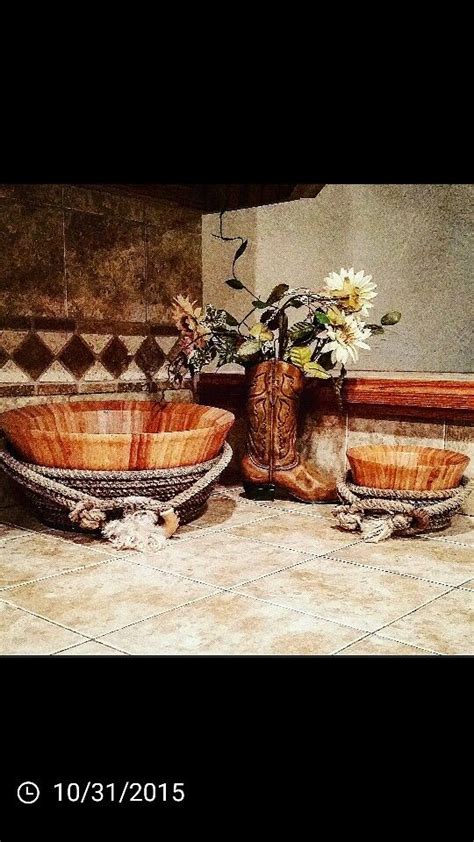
[241,360,334,503]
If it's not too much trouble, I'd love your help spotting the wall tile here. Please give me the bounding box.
[0,331,29,354]
[347,415,444,460]
[37,362,76,383]
[0,361,32,384]
[143,200,201,230]
[65,210,146,320]
[146,218,202,323]
[0,184,62,206]
[99,336,131,377]
[299,411,347,493]
[63,185,144,222]
[13,334,53,379]
[0,203,65,317]
[59,335,95,378]
[445,421,474,513]
[135,336,164,377]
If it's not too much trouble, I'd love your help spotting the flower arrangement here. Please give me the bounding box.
[168,219,401,391]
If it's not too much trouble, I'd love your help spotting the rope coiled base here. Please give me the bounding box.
[0,443,233,551]
[333,473,472,542]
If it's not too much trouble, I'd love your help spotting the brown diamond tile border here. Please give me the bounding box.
[32,317,76,331]
[77,319,150,336]
[12,334,54,380]
[60,335,95,378]
[79,382,118,394]
[100,336,131,378]
[0,384,35,397]
[0,346,8,368]
[0,316,33,330]
[150,324,179,336]
[36,383,78,396]
[120,381,160,393]
[135,336,165,377]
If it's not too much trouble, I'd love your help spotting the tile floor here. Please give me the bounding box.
[0,487,472,655]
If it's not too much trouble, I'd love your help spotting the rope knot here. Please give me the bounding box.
[69,499,107,531]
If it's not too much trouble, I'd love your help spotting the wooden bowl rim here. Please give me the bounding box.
[347,444,469,466]
[0,400,235,432]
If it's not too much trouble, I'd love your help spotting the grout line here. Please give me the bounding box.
[0,557,117,592]
[220,588,372,633]
[318,552,467,589]
[330,632,441,656]
[358,588,456,649]
[0,596,93,642]
[174,512,279,543]
[93,590,224,642]
[421,535,473,549]
[52,638,129,656]
[207,531,365,557]
[61,186,68,317]
[117,553,231,591]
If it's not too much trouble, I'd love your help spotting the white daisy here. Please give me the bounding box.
[324,267,377,316]
[321,314,372,365]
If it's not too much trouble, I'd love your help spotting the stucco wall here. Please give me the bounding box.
[203,184,473,373]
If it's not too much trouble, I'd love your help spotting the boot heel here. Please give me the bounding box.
[243,482,276,501]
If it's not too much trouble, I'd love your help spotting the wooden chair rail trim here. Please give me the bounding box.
[197,373,474,413]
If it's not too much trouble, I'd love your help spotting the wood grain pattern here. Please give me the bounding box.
[0,400,234,471]
[197,373,474,419]
[347,445,469,490]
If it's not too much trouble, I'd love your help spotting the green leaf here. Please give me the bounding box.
[225,312,239,326]
[237,339,261,359]
[266,283,290,305]
[381,311,402,326]
[303,362,331,379]
[252,299,267,309]
[226,278,244,290]
[316,351,334,371]
[288,322,317,343]
[288,345,312,368]
[313,311,330,325]
[366,324,384,335]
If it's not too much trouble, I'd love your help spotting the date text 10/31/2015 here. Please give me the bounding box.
[53,781,185,805]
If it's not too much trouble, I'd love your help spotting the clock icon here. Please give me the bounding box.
[17,781,40,804]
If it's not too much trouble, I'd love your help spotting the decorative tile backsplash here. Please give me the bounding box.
[0,318,182,396]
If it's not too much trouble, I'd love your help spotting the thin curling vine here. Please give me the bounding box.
[167,209,402,403]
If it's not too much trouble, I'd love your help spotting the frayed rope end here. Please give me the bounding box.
[102,508,179,552]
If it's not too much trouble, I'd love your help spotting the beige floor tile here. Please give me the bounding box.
[4,560,217,637]
[330,538,474,587]
[0,533,112,588]
[0,600,87,654]
[100,591,363,655]
[227,514,362,555]
[222,487,335,516]
[128,534,313,588]
[236,556,448,632]
[55,641,127,656]
[177,494,274,535]
[336,634,436,656]
[428,516,474,546]
[381,589,474,654]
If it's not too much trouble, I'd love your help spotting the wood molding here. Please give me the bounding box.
[197,372,474,420]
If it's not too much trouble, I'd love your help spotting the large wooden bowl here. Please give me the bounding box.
[347,445,469,491]
[0,400,235,471]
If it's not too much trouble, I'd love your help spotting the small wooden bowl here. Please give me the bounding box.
[347,445,469,491]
